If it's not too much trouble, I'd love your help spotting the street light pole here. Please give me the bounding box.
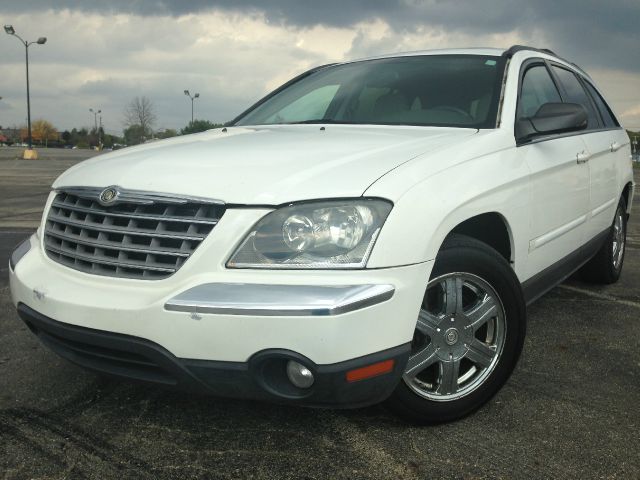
[89,108,102,149]
[183,90,200,124]
[25,42,31,147]
[99,114,103,148]
[4,25,46,158]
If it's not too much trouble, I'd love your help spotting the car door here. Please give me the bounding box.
[516,61,590,280]
[547,65,621,245]
[580,76,628,240]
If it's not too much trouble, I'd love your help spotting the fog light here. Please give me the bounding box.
[286,360,314,388]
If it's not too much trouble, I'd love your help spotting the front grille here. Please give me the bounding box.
[44,189,225,280]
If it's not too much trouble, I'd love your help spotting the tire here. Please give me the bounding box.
[386,234,526,424]
[579,198,627,284]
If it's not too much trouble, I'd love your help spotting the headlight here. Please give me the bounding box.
[227,199,392,269]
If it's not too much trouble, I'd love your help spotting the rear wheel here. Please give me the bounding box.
[580,198,627,284]
[386,235,526,424]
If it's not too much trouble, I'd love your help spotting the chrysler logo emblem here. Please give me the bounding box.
[99,186,118,205]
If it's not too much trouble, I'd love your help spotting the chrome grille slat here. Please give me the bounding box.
[44,189,225,280]
[46,213,207,241]
[46,244,176,273]
[61,186,222,206]
[45,230,190,258]
[51,200,219,225]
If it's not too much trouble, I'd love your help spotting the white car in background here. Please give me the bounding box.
[9,46,634,423]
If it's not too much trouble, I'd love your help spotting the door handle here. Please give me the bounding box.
[576,151,591,164]
[610,142,622,152]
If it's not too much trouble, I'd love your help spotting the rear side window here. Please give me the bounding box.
[551,66,600,129]
[517,65,562,119]
[583,81,620,128]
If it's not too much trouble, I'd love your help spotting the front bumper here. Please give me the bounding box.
[17,303,410,407]
[10,233,432,364]
[10,231,433,406]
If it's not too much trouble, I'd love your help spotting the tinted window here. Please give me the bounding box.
[235,55,506,128]
[517,65,562,118]
[583,81,619,128]
[551,66,599,128]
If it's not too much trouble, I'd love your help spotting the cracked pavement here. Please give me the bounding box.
[1,147,639,479]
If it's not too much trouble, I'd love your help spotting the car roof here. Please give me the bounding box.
[345,46,589,79]
[351,47,506,63]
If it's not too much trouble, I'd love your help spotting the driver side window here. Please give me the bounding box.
[518,65,562,119]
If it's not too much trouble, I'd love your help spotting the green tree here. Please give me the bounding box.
[70,128,90,147]
[181,120,223,135]
[156,128,178,139]
[102,133,124,148]
[124,124,147,145]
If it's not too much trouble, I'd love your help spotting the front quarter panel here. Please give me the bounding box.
[366,130,530,281]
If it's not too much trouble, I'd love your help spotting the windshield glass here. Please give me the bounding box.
[234,55,506,128]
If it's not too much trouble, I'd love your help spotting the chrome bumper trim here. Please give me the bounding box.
[164,283,395,316]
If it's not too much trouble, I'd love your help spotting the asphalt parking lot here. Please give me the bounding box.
[1,146,639,480]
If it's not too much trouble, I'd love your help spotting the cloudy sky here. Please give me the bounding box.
[0,1,639,135]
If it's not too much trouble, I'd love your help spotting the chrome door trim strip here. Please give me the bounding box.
[591,198,616,218]
[529,214,587,252]
[165,283,395,316]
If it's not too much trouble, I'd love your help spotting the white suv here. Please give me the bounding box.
[9,46,634,423]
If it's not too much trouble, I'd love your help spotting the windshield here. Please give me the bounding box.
[234,55,506,128]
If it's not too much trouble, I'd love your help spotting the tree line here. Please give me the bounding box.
[0,95,224,149]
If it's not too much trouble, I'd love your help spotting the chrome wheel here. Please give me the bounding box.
[403,273,507,402]
[612,209,625,270]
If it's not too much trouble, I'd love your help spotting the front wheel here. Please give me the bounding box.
[386,235,526,424]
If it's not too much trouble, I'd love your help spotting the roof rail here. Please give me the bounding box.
[502,45,557,58]
[538,48,557,56]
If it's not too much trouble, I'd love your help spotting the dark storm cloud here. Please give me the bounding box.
[1,1,638,130]
[3,0,639,72]
[2,0,637,32]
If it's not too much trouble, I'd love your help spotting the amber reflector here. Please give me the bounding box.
[346,359,395,383]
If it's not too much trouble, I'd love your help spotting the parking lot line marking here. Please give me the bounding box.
[558,284,640,309]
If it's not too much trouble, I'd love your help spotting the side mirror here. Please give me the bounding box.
[516,102,587,143]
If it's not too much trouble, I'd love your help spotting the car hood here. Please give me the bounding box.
[54,125,477,205]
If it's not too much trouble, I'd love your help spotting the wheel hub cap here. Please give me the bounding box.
[403,273,507,402]
[444,328,459,345]
[432,314,475,360]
